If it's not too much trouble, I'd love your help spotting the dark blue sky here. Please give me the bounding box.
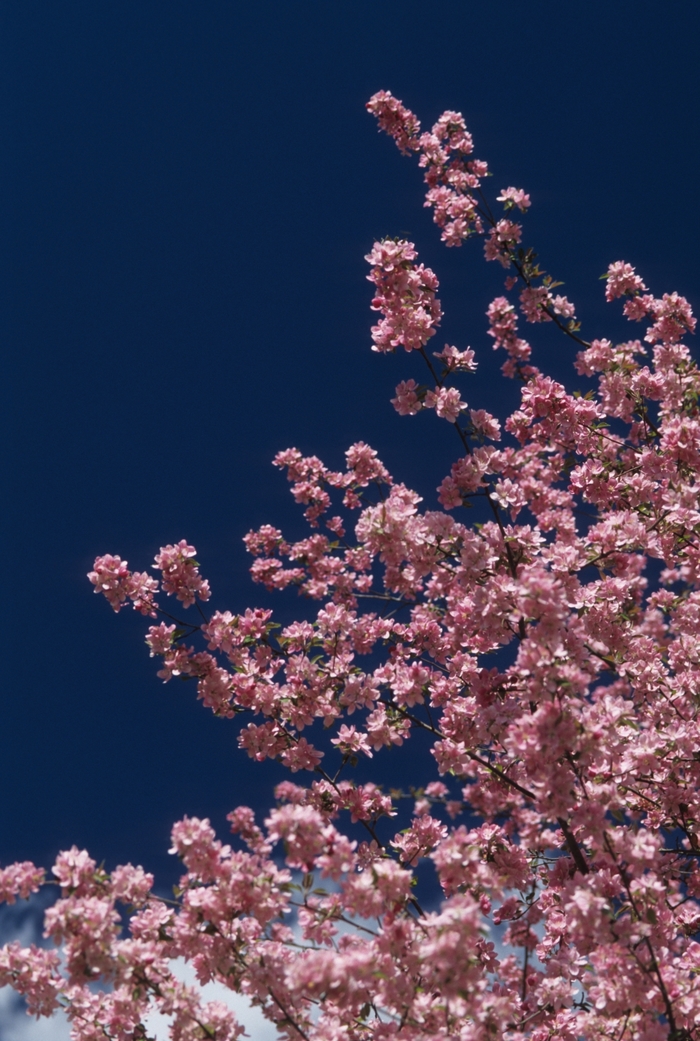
[2,2,699,887]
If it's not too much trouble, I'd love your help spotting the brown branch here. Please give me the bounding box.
[556,816,589,875]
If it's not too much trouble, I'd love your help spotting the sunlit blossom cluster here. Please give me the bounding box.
[3,93,700,1041]
[366,239,442,353]
[367,90,487,247]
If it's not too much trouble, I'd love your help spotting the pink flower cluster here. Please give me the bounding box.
[4,91,700,1041]
[154,540,211,608]
[487,294,537,379]
[497,187,531,212]
[87,554,159,616]
[605,260,696,343]
[368,90,488,247]
[369,91,581,336]
[484,217,523,267]
[365,238,442,352]
[88,542,211,617]
[0,861,44,903]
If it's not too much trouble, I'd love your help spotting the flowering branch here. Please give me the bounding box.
[2,90,700,1041]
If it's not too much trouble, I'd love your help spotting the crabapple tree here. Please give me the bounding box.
[2,90,700,1041]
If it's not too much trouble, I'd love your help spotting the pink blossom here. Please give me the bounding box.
[469,408,501,440]
[391,378,422,415]
[279,737,324,772]
[644,290,696,344]
[366,238,442,352]
[484,218,522,267]
[433,342,477,372]
[88,554,159,616]
[519,284,553,322]
[331,724,374,758]
[605,260,648,300]
[424,385,466,422]
[345,441,391,485]
[366,90,420,154]
[87,553,132,610]
[265,804,328,870]
[391,814,448,864]
[110,863,154,906]
[52,846,98,894]
[153,540,211,608]
[487,295,536,378]
[145,621,176,656]
[0,943,62,1017]
[551,293,576,318]
[497,186,531,211]
[0,862,45,903]
[369,92,488,246]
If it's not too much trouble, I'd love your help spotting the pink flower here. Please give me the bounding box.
[486,295,536,378]
[391,378,422,415]
[644,291,696,344]
[519,284,553,322]
[52,846,97,894]
[87,553,131,609]
[145,622,176,656]
[110,864,154,906]
[0,862,44,904]
[153,540,211,608]
[0,943,62,1017]
[605,260,647,300]
[424,385,466,422]
[279,737,324,772]
[371,95,487,246]
[433,342,478,372]
[331,724,374,758]
[497,186,531,211]
[469,408,501,440]
[366,90,420,154]
[391,814,448,865]
[484,218,522,267]
[345,441,391,485]
[88,555,159,616]
[366,239,443,352]
[265,804,328,870]
[551,293,576,318]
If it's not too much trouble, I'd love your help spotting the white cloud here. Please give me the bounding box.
[0,987,70,1041]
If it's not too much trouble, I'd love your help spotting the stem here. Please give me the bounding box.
[556,816,589,875]
[521,943,529,1002]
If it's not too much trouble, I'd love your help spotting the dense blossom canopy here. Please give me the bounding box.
[2,91,700,1041]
